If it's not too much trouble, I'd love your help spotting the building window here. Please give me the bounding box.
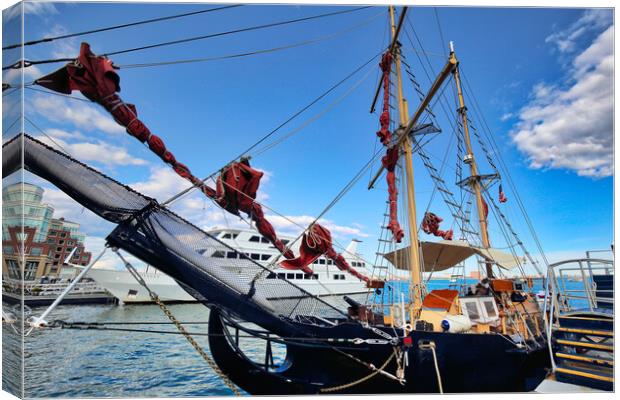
[60,232,67,238]
[82,255,89,261]
[24,261,38,281]
[30,248,42,256]
[3,246,13,254]
[58,240,64,245]
[6,259,20,279]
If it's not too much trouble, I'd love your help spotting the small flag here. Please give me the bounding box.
[499,184,507,203]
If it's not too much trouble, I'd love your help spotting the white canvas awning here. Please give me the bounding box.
[382,240,524,272]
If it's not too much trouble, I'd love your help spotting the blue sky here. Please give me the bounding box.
[2,2,614,273]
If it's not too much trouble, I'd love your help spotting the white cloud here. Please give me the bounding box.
[3,64,43,85]
[511,25,613,178]
[3,2,58,22]
[499,112,513,122]
[545,9,612,53]
[31,95,125,135]
[33,134,148,167]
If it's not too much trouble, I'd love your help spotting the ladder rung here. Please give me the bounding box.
[437,187,453,195]
[556,352,614,367]
[557,327,613,337]
[555,367,613,383]
[555,339,613,352]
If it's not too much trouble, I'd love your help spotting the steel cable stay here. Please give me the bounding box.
[3,6,373,70]
[2,4,244,50]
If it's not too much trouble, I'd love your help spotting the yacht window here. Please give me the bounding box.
[286,273,295,280]
[212,251,225,258]
[303,274,312,280]
[334,274,340,280]
[340,274,346,280]
[277,273,285,279]
[261,254,271,261]
[295,273,304,279]
[281,240,290,245]
[226,252,237,259]
[318,259,325,265]
[327,260,333,265]
[261,237,269,244]
[222,233,238,239]
[251,253,261,260]
[312,274,319,280]
[266,272,276,279]
[249,236,261,242]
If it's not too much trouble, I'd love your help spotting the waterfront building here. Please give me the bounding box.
[2,182,54,242]
[46,217,92,272]
[2,183,92,280]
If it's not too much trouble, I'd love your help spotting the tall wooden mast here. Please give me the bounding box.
[450,42,493,277]
[389,6,422,310]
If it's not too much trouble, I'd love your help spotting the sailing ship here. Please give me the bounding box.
[3,4,555,393]
[86,229,369,303]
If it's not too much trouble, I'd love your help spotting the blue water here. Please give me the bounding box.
[2,278,589,397]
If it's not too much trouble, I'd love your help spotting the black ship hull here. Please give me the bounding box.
[208,308,550,394]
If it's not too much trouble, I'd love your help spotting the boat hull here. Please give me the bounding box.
[207,309,550,394]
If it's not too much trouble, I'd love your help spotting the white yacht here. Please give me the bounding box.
[87,229,371,303]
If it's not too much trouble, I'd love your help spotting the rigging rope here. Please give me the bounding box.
[2,5,244,50]
[114,250,242,396]
[116,11,383,69]
[161,51,382,207]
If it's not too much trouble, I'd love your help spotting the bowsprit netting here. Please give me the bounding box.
[3,134,349,332]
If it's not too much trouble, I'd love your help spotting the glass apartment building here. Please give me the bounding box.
[2,183,55,242]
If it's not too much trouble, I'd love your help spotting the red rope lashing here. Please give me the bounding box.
[376,51,404,243]
[421,212,453,241]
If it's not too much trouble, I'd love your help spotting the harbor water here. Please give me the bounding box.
[3,279,561,397]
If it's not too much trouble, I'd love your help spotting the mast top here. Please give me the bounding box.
[449,40,455,53]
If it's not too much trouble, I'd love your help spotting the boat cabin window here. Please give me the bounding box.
[250,253,261,260]
[249,236,260,242]
[327,260,333,266]
[281,240,289,245]
[303,274,312,279]
[226,251,237,259]
[318,259,325,265]
[333,274,346,280]
[261,254,271,261]
[295,273,303,279]
[286,273,295,279]
[221,233,238,239]
[482,299,498,318]
[463,301,480,320]
[212,251,225,258]
[277,273,285,279]
[266,272,276,279]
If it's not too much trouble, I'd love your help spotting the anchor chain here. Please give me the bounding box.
[113,249,241,396]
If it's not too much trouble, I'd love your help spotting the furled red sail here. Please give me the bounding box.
[376,51,404,243]
[421,212,453,240]
[36,42,292,259]
[215,160,293,258]
[280,224,372,283]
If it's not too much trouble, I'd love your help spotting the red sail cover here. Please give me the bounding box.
[280,224,371,283]
[36,42,295,259]
[215,161,293,259]
[376,51,404,243]
[421,212,453,241]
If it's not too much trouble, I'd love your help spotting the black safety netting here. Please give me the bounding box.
[3,134,350,328]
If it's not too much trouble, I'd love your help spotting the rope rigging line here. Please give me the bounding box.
[25,86,91,103]
[2,4,244,50]
[114,250,242,396]
[2,6,372,71]
[116,11,383,69]
[161,51,382,208]
[459,66,549,270]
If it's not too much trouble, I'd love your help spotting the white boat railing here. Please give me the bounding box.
[542,257,614,371]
